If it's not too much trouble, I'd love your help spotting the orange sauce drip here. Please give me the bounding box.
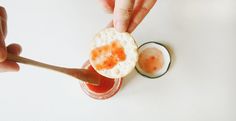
[91,40,126,70]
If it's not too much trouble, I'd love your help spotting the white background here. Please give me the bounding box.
[0,0,236,121]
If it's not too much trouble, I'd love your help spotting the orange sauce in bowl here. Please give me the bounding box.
[138,48,164,74]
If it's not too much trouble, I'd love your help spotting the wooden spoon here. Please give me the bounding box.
[7,53,100,86]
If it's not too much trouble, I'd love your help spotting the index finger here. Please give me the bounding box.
[0,6,7,62]
[128,0,157,33]
[114,0,135,32]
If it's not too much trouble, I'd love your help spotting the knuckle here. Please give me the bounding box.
[118,7,133,15]
[141,6,150,13]
[116,8,133,20]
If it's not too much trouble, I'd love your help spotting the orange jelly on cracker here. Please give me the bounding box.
[91,40,126,70]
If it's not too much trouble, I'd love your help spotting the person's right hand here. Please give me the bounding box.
[99,0,157,33]
[0,6,22,72]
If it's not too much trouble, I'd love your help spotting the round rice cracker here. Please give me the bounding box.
[89,28,138,78]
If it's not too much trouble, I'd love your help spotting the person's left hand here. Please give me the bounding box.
[0,6,22,72]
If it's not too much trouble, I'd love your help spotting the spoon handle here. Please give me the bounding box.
[7,53,67,73]
[6,53,100,85]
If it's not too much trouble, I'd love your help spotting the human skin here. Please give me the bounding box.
[98,0,157,32]
[0,6,22,72]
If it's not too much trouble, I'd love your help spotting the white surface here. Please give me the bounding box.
[0,0,235,121]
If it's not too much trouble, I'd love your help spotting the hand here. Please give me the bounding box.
[0,6,22,72]
[98,0,157,33]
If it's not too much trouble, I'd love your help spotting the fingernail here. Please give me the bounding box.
[115,21,126,32]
